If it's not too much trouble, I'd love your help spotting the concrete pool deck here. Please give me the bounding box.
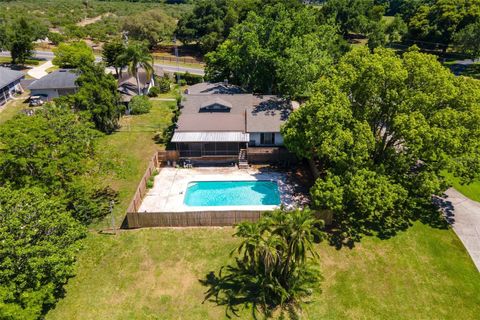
[138,167,308,212]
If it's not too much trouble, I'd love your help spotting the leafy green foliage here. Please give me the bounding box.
[282,48,480,242]
[0,106,100,189]
[128,95,152,115]
[6,18,47,64]
[120,42,154,95]
[404,0,480,48]
[454,22,480,58]
[202,208,324,319]
[320,0,385,35]
[122,9,176,48]
[205,3,346,98]
[58,63,123,133]
[52,41,95,68]
[175,71,203,85]
[0,186,86,319]
[102,39,128,77]
[155,74,172,93]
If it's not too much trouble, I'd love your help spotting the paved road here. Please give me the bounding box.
[0,50,205,76]
[443,188,480,271]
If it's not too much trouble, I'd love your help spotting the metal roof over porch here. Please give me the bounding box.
[172,131,250,143]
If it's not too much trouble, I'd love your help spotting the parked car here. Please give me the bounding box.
[29,95,47,107]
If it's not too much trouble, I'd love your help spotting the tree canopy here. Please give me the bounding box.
[52,41,95,68]
[282,47,480,242]
[404,0,480,49]
[205,3,347,98]
[58,63,123,133]
[0,187,85,320]
[122,9,176,49]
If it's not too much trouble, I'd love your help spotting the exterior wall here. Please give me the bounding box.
[0,79,23,106]
[249,132,284,147]
[30,89,59,100]
[30,88,76,101]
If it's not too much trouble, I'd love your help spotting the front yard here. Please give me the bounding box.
[42,99,480,319]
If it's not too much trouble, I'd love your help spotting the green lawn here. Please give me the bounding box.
[46,224,480,320]
[91,100,176,228]
[0,93,30,125]
[444,171,480,202]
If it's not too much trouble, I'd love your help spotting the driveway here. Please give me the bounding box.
[444,188,480,271]
[27,60,52,79]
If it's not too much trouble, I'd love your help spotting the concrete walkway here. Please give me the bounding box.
[444,188,480,271]
[27,60,52,79]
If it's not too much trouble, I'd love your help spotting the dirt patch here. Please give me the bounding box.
[76,13,114,27]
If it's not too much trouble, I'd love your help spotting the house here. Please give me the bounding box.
[28,69,78,100]
[0,67,24,106]
[172,82,296,164]
[118,68,155,104]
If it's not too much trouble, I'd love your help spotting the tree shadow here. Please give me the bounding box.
[199,265,265,319]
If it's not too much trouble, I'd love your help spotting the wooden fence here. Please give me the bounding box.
[247,147,297,164]
[126,210,264,228]
[126,150,179,213]
[126,209,332,228]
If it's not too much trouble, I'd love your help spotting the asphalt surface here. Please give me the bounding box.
[0,50,205,76]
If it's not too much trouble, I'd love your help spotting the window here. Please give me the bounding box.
[260,133,275,145]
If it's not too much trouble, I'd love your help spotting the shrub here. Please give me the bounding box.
[148,86,160,97]
[157,74,171,93]
[146,176,154,189]
[128,95,152,115]
[175,71,203,85]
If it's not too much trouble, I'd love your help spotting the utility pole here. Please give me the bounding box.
[173,35,180,89]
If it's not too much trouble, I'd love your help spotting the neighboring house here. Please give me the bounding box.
[28,69,78,100]
[0,67,24,106]
[172,82,295,164]
[118,69,155,104]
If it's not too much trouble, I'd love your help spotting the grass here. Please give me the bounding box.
[444,171,480,202]
[0,56,41,66]
[91,99,176,228]
[44,98,480,319]
[46,224,480,320]
[0,93,30,125]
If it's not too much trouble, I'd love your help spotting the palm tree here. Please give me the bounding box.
[121,43,154,95]
[203,208,324,318]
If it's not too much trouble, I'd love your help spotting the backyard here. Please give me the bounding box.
[43,98,480,320]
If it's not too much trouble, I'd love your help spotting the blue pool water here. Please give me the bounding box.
[184,180,281,206]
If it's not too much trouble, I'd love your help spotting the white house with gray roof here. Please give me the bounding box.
[172,82,294,162]
[28,69,79,100]
[0,67,24,106]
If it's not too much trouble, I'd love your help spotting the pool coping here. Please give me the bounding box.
[138,167,298,213]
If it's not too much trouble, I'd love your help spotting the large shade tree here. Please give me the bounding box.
[0,187,85,319]
[205,2,346,98]
[282,47,480,242]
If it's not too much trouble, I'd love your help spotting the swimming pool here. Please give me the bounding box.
[184,180,281,207]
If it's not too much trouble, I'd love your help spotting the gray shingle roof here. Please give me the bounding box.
[28,69,78,90]
[0,67,24,90]
[176,92,292,133]
[185,82,246,95]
